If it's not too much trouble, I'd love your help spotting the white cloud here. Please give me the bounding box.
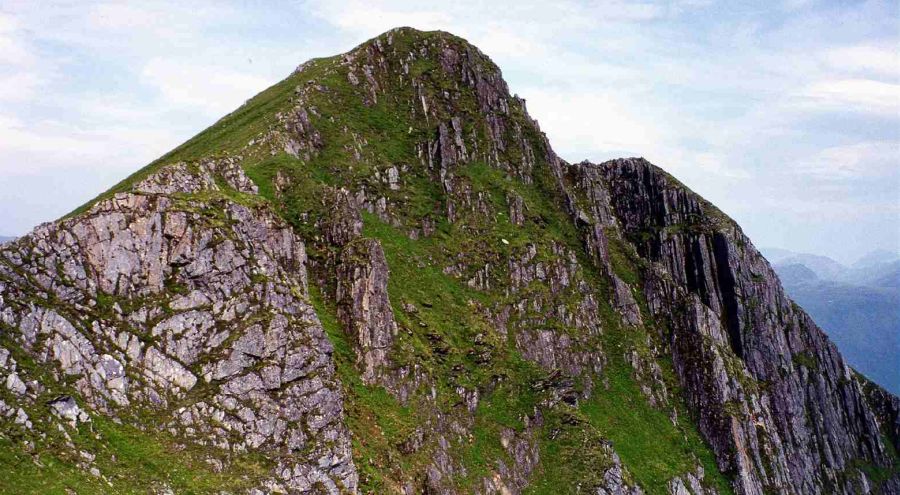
[800,78,900,115]
[306,0,453,37]
[782,0,815,11]
[0,10,43,102]
[0,18,32,66]
[0,71,40,101]
[140,58,273,116]
[8,0,238,51]
[824,45,900,79]
[88,2,177,31]
[688,151,752,179]
[797,141,900,180]
[475,27,548,59]
[0,114,178,175]
[523,88,661,157]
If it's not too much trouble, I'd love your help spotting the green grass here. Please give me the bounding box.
[524,406,622,495]
[580,358,731,494]
[357,175,732,494]
[520,310,733,495]
[361,211,495,358]
[0,317,270,494]
[792,351,819,371]
[308,284,426,492]
[0,414,270,495]
[0,436,107,495]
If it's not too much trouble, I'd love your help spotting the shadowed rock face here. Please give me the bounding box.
[594,158,891,494]
[336,238,398,388]
[0,27,896,495]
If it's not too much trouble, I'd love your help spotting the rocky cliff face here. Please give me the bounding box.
[0,27,897,495]
[593,158,892,494]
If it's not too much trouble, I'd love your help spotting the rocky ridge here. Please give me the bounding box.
[0,160,355,492]
[0,27,897,495]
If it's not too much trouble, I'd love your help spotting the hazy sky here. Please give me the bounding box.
[1,0,897,264]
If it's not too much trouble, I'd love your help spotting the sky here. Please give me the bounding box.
[0,0,897,264]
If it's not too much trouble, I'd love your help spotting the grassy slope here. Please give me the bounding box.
[0,328,271,494]
[348,171,732,493]
[0,419,270,495]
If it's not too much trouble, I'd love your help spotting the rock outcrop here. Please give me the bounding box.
[336,238,398,388]
[0,163,356,493]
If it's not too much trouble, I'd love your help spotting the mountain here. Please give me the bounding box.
[763,248,900,394]
[873,262,900,288]
[850,259,900,289]
[762,246,900,288]
[779,276,900,395]
[772,262,818,285]
[0,236,15,244]
[843,251,900,288]
[768,260,900,395]
[761,247,849,281]
[854,250,900,270]
[0,28,897,495]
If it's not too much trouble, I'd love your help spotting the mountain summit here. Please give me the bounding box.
[1,28,897,494]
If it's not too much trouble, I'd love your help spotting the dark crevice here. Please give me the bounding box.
[713,232,743,359]
[684,235,710,303]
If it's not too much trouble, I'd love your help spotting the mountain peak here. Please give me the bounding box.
[73,24,530,225]
[854,248,900,269]
[297,27,498,77]
[353,26,495,62]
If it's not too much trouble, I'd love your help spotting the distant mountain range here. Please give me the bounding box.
[0,236,16,244]
[763,247,900,394]
[765,247,900,287]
